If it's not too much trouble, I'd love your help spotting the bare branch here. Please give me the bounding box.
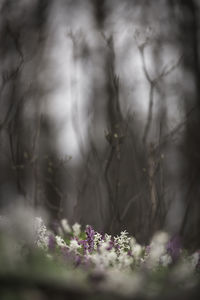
[138,40,182,146]
[138,46,154,84]
[142,84,154,145]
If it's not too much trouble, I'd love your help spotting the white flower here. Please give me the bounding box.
[69,239,81,252]
[34,217,44,234]
[61,219,71,233]
[160,254,172,267]
[93,232,102,250]
[130,237,136,248]
[151,243,165,258]
[72,223,81,236]
[89,253,102,267]
[114,230,131,252]
[151,231,169,245]
[34,217,49,250]
[106,250,117,264]
[146,231,170,268]
[118,252,133,269]
[99,241,110,253]
[55,236,66,247]
[132,244,143,258]
[90,247,118,269]
[104,233,112,242]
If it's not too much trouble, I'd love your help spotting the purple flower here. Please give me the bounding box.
[86,225,95,239]
[100,231,105,240]
[86,225,95,253]
[106,240,114,251]
[167,235,181,261]
[79,239,89,253]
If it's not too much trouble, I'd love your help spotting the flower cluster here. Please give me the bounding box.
[33,218,200,271]
[32,217,200,297]
[34,217,50,250]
